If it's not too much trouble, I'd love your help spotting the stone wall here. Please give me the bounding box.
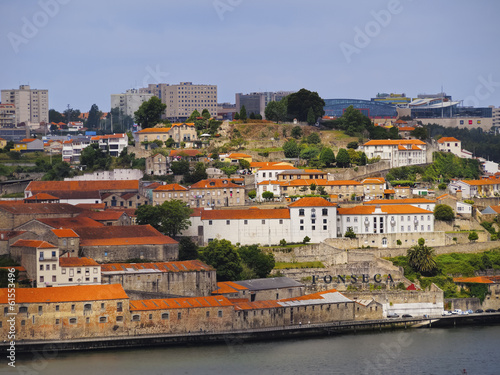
[369,241,500,258]
[102,269,217,297]
[444,298,481,312]
[81,243,178,263]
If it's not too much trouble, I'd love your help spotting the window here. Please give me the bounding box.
[62,268,66,274]
[46,265,50,271]
[312,226,315,230]
[117,302,123,312]
[209,220,212,225]
[323,226,327,230]
[132,315,140,321]
[52,276,56,282]
[39,276,44,283]
[71,304,75,312]
[300,226,304,230]
[244,220,248,225]
[116,316,124,322]
[206,311,210,318]
[226,220,230,225]
[99,317,107,323]
[177,312,182,319]
[69,318,77,324]
[149,314,153,320]
[347,217,350,222]
[299,209,304,216]
[55,305,59,312]
[19,306,27,313]
[39,265,43,271]
[354,217,358,223]
[401,226,404,232]
[162,313,169,320]
[322,208,328,216]
[218,310,223,318]
[56,319,60,325]
[279,219,283,224]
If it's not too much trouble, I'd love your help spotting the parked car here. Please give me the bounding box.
[485,309,496,313]
[466,310,474,315]
[452,309,462,315]
[387,313,399,318]
[402,314,412,318]
[475,309,484,313]
[442,311,452,316]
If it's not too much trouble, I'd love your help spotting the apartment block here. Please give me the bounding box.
[141,82,217,121]
[235,91,295,119]
[1,85,48,126]
[110,89,154,118]
[0,103,16,127]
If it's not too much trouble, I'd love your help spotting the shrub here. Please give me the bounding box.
[303,236,311,244]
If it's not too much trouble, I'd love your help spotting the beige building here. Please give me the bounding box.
[141,82,218,121]
[110,89,154,118]
[135,123,199,148]
[1,85,48,126]
[189,179,245,208]
[153,183,189,205]
[0,103,16,127]
[362,177,387,200]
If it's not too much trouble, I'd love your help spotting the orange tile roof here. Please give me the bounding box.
[384,189,395,194]
[73,225,178,246]
[169,149,203,157]
[461,179,500,186]
[453,276,494,284]
[129,296,233,311]
[250,162,281,168]
[24,193,60,201]
[288,197,336,207]
[0,284,128,304]
[59,257,99,267]
[232,300,282,311]
[258,165,298,171]
[136,127,172,133]
[278,289,340,302]
[11,239,56,248]
[398,126,415,131]
[153,183,188,192]
[51,229,79,238]
[78,211,128,221]
[0,230,26,240]
[37,216,104,229]
[201,208,290,220]
[364,139,426,146]
[438,137,460,143]
[258,179,361,187]
[212,281,249,294]
[228,153,251,159]
[0,266,25,272]
[361,177,386,184]
[75,203,106,210]
[0,203,83,215]
[190,179,241,189]
[26,180,139,193]
[338,204,433,215]
[101,260,213,273]
[364,198,436,205]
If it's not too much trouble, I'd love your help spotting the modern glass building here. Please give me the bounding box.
[323,99,398,118]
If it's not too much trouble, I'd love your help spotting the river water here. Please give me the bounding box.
[10,325,500,375]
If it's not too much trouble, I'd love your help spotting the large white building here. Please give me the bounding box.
[437,137,461,157]
[449,178,500,198]
[62,133,128,164]
[111,89,154,118]
[361,139,427,168]
[1,85,48,127]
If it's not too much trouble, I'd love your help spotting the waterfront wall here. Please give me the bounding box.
[81,243,178,262]
[445,298,481,312]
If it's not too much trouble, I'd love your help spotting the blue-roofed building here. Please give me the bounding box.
[323,99,398,119]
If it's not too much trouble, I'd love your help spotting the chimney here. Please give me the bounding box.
[456,190,462,200]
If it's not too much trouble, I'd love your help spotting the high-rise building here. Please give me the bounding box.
[0,103,16,127]
[1,85,48,126]
[141,82,218,121]
[235,91,295,119]
[110,89,154,118]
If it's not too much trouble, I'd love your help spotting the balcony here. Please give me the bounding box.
[39,256,58,262]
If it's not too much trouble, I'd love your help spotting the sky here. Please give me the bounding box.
[1,0,500,113]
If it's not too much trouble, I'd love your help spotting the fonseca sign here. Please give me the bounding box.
[312,274,394,285]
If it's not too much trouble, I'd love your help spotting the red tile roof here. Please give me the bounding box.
[190,179,241,189]
[288,197,336,207]
[0,230,26,240]
[78,211,128,221]
[460,179,500,186]
[101,260,213,273]
[364,198,436,205]
[11,239,56,248]
[361,177,386,184]
[227,153,251,159]
[129,296,233,311]
[24,193,60,201]
[212,281,249,294]
[59,257,99,267]
[26,180,139,193]
[0,284,128,304]
[338,205,433,215]
[258,165,298,171]
[169,149,203,157]
[363,139,426,146]
[36,216,104,229]
[201,208,290,220]
[453,276,494,284]
[153,183,188,192]
[0,203,83,215]
[73,225,178,246]
[51,229,79,238]
[75,203,106,210]
[232,300,282,311]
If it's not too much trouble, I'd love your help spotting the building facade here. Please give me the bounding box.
[110,89,154,118]
[1,85,48,126]
[361,139,427,168]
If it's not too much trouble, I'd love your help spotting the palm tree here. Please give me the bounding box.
[407,238,437,274]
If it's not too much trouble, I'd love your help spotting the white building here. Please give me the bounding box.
[1,85,48,127]
[58,257,101,286]
[337,205,435,238]
[64,169,143,181]
[197,197,337,245]
[363,198,436,212]
[254,165,299,185]
[361,139,427,168]
[62,133,128,163]
[449,178,500,198]
[437,137,461,157]
[111,89,154,118]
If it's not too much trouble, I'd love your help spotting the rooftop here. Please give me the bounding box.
[201,208,290,220]
[11,239,56,248]
[234,277,304,291]
[129,296,232,311]
[59,257,99,267]
[26,180,139,193]
[101,260,213,274]
[153,183,188,192]
[73,225,178,246]
[288,197,336,207]
[338,204,433,215]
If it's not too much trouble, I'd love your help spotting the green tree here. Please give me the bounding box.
[344,228,356,238]
[165,138,175,148]
[264,100,287,123]
[300,146,320,161]
[134,96,166,129]
[283,139,300,158]
[239,159,250,170]
[135,204,163,231]
[306,132,321,144]
[201,239,243,281]
[286,89,325,122]
[406,238,437,275]
[347,141,359,149]
[63,107,81,122]
[360,152,368,166]
[239,105,247,122]
[303,236,311,244]
[434,204,454,221]
[319,147,335,167]
[184,162,208,184]
[291,126,303,139]
[338,106,371,136]
[438,182,447,190]
[468,231,479,242]
[42,161,73,180]
[388,126,399,139]
[187,110,201,122]
[309,183,317,192]
[336,148,351,168]
[87,104,102,129]
[249,112,256,120]
[248,190,256,199]
[49,109,64,123]
[307,107,316,125]
[178,237,199,261]
[411,127,428,141]
[238,245,275,278]
[170,160,190,175]
[262,191,274,200]
[201,108,211,119]
[317,186,327,196]
[80,143,111,170]
[136,200,192,238]
[234,112,240,120]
